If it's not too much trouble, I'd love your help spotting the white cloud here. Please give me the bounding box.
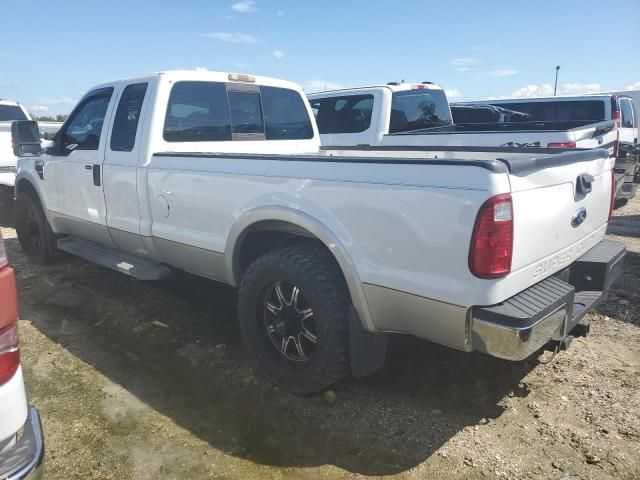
[509,84,554,98]
[561,82,601,95]
[303,79,345,93]
[233,62,249,68]
[481,68,519,77]
[451,58,479,72]
[445,89,464,100]
[472,43,500,51]
[625,80,640,90]
[31,105,49,113]
[231,0,256,13]
[195,66,208,71]
[277,10,284,16]
[43,96,78,105]
[200,32,260,44]
[272,50,284,60]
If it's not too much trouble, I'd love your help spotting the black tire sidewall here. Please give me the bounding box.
[238,248,350,394]
[15,193,55,264]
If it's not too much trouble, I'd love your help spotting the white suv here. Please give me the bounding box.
[0,232,44,479]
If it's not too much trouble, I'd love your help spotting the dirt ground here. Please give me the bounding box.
[1,197,639,480]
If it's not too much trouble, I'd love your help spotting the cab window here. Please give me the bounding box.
[110,83,148,152]
[60,90,113,152]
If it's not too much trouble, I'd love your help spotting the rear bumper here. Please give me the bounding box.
[0,407,44,480]
[471,239,625,361]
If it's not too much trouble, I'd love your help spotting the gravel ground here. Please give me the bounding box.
[0,197,639,480]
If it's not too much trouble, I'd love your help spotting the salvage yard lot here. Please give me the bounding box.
[1,199,638,480]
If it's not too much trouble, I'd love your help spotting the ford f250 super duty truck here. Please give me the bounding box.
[307,85,630,201]
[12,71,625,393]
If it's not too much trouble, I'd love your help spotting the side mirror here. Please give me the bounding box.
[11,121,42,157]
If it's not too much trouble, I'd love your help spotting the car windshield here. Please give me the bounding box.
[0,105,28,121]
[389,89,452,133]
[491,100,606,122]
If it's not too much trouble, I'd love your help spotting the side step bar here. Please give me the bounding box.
[57,237,171,280]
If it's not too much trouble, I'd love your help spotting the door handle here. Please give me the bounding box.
[85,164,92,170]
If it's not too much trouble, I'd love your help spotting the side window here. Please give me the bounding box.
[227,88,264,137]
[261,86,313,140]
[110,83,148,151]
[61,91,112,152]
[621,99,635,128]
[164,81,231,142]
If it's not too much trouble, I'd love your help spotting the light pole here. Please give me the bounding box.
[553,65,560,96]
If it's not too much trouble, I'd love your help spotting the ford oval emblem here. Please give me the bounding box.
[571,207,587,227]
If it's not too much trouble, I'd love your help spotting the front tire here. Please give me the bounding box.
[15,192,58,264]
[238,246,351,394]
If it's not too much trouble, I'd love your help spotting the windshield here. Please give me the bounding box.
[389,89,452,133]
[0,105,28,121]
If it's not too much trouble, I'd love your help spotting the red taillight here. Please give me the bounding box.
[0,324,19,386]
[547,142,577,148]
[469,193,513,279]
[0,232,19,386]
[612,110,621,128]
[609,169,616,221]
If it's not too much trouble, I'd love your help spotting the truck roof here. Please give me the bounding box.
[307,82,445,97]
[85,70,305,96]
[0,100,21,106]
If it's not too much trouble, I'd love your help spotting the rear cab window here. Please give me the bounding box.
[163,81,313,142]
[311,95,374,134]
[0,105,28,121]
[493,100,606,122]
[389,89,452,133]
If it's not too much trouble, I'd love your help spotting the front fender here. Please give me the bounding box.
[225,205,376,332]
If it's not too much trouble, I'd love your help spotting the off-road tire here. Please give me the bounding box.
[15,192,58,264]
[238,246,350,394]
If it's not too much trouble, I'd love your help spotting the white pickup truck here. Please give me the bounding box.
[0,100,32,204]
[308,85,625,196]
[12,71,624,393]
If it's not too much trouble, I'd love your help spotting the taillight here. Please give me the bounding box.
[469,193,513,279]
[609,169,616,221]
[547,142,577,149]
[0,324,19,386]
[0,232,19,386]
[612,110,621,128]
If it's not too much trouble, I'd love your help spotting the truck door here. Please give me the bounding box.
[52,87,116,246]
[102,82,150,254]
[619,98,637,144]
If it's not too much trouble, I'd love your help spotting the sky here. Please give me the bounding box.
[1,0,639,116]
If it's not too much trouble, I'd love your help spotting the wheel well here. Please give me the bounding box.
[236,221,334,279]
[15,179,39,200]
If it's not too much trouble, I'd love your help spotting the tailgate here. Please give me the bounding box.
[0,123,16,169]
[504,149,614,273]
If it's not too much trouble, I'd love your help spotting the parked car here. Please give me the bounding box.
[0,231,45,478]
[307,86,630,201]
[0,101,32,205]
[475,94,640,202]
[12,70,624,393]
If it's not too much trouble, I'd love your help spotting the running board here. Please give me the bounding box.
[57,237,171,280]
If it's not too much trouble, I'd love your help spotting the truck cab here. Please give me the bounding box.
[307,83,452,146]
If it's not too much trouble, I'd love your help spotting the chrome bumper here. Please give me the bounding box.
[0,407,44,480]
[471,240,625,361]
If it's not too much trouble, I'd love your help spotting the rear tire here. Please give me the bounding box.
[15,192,58,264]
[238,246,351,394]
